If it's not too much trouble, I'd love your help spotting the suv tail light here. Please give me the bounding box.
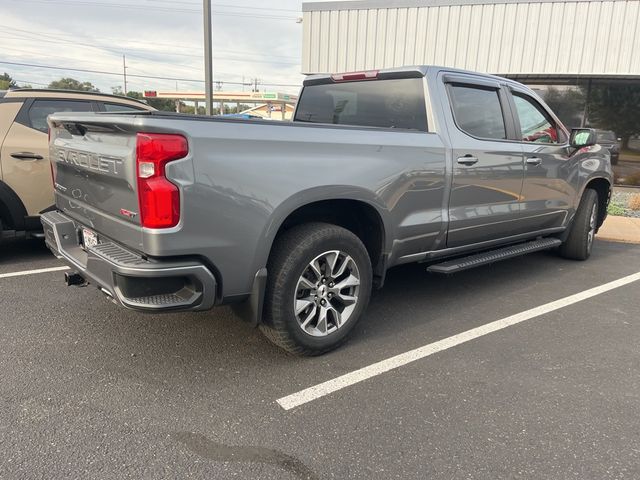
[48,127,56,187]
[136,133,188,228]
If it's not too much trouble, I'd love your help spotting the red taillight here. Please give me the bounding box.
[136,132,188,229]
[330,70,379,82]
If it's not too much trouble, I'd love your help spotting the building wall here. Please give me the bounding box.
[302,0,640,77]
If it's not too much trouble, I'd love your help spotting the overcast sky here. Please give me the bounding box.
[1,0,312,95]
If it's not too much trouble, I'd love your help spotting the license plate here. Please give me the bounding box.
[82,228,99,250]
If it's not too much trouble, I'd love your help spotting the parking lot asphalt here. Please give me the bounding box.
[1,238,639,479]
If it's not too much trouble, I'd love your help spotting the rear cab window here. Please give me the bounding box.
[448,84,507,140]
[294,78,428,131]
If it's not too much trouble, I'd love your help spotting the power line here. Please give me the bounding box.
[13,78,49,86]
[0,60,302,88]
[0,23,299,58]
[1,40,254,84]
[0,27,300,65]
[149,0,301,13]
[8,0,299,20]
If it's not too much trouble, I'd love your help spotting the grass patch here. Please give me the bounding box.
[620,150,640,162]
[608,200,627,216]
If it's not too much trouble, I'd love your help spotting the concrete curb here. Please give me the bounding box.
[597,215,640,244]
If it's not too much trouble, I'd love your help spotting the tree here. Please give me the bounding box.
[0,72,17,90]
[587,84,640,149]
[48,77,99,92]
[121,90,176,112]
[541,86,585,128]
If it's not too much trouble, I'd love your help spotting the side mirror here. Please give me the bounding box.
[570,128,597,148]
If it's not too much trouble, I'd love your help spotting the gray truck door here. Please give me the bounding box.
[507,88,574,232]
[441,75,524,248]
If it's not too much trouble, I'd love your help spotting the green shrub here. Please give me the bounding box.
[607,201,627,216]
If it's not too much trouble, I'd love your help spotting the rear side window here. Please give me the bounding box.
[294,78,428,131]
[103,102,145,112]
[27,99,93,133]
[449,85,506,140]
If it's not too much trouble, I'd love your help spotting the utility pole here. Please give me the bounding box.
[122,54,127,95]
[203,0,214,115]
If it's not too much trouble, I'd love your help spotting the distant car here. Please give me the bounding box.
[0,89,154,243]
[595,130,621,165]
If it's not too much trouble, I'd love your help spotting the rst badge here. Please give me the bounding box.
[119,208,138,219]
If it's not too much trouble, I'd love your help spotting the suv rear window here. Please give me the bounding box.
[103,103,145,112]
[294,78,428,131]
[28,99,93,133]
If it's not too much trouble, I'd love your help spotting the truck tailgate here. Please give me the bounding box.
[49,116,143,251]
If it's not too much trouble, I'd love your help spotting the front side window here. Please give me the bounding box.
[28,99,93,133]
[294,78,428,131]
[512,93,560,144]
[448,85,506,140]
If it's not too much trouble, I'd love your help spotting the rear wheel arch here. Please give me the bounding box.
[0,180,28,231]
[266,198,388,284]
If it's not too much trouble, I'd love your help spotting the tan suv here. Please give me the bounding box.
[0,89,154,242]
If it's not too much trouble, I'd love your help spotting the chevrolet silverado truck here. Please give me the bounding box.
[41,66,612,355]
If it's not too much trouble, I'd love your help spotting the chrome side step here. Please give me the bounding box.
[427,238,562,274]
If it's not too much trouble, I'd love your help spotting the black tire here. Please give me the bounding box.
[558,189,599,261]
[260,222,372,356]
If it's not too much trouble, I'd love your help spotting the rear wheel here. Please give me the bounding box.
[558,189,599,260]
[260,222,372,356]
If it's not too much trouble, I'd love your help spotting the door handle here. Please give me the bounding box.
[11,152,44,161]
[457,155,479,166]
[526,157,542,166]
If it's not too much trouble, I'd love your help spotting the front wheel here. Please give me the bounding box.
[260,223,372,356]
[558,189,599,261]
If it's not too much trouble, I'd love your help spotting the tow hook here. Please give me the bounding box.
[64,271,87,287]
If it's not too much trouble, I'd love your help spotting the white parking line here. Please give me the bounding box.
[277,271,640,411]
[0,266,69,279]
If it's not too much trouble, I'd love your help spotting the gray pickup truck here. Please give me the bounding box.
[42,66,612,355]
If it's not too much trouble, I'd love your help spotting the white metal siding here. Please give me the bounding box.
[302,0,640,77]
